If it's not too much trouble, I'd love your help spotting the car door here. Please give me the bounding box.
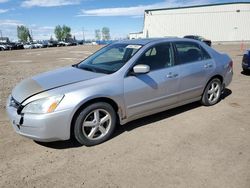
[124,43,180,119]
[174,41,215,101]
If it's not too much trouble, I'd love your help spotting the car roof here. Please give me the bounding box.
[115,37,197,45]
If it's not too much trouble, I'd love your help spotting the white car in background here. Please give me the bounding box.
[32,42,43,48]
[58,41,70,47]
[0,44,8,51]
[23,43,35,49]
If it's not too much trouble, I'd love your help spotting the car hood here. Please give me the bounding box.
[12,66,104,103]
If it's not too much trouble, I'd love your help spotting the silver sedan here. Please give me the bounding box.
[6,38,233,146]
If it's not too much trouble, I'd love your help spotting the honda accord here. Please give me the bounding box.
[6,38,233,146]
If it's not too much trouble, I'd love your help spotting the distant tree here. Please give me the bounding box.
[50,35,54,41]
[17,25,31,42]
[54,25,63,41]
[54,25,72,41]
[95,29,101,40]
[62,25,71,40]
[102,27,110,40]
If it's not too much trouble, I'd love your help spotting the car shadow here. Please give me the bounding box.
[113,102,201,136]
[221,88,232,100]
[241,71,250,76]
[113,88,231,137]
[136,74,158,89]
[36,88,232,149]
[34,139,82,149]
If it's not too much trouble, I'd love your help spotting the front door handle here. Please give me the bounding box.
[204,63,213,68]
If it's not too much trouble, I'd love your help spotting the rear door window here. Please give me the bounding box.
[174,42,210,64]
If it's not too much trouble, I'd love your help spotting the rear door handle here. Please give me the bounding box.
[166,73,178,78]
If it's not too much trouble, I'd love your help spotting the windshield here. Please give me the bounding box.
[77,43,142,74]
[197,36,205,40]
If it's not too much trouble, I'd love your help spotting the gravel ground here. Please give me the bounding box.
[0,44,249,188]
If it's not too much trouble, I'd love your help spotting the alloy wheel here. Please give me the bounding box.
[207,82,220,103]
[82,109,112,141]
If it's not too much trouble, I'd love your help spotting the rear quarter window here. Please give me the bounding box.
[200,46,211,60]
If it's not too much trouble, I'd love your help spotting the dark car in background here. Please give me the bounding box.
[242,49,250,73]
[65,38,77,46]
[77,40,84,45]
[9,42,24,50]
[1,42,24,51]
[48,40,58,47]
[184,35,212,46]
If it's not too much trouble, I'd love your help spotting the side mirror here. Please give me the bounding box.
[133,64,150,74]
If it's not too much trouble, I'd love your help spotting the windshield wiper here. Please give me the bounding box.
[73,64,113,74]
[74,65,98,73]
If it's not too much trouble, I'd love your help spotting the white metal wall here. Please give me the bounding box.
[141,3,250,41]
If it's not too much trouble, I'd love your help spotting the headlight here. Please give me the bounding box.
[22,95,64,114]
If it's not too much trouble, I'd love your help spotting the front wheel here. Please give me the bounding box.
[243,68,250,74]
[201,78,222,106]
[74,102,116,146]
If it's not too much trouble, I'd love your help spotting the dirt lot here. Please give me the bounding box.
[0,44,249,188]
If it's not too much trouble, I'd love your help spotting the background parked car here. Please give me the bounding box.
[23,43,35,49]
[0,42,14,50]
[39,41,50,48]
[0,42,25,51]
[48,40,58,47]
[184,35,212,46]
[58,41,68,47]
[242,49,250,73]
[8,42,24,50]
[0,43,8,51]
[77,40,84,45]
[32,42,42,48]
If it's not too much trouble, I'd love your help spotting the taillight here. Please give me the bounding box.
[229,61,233,70]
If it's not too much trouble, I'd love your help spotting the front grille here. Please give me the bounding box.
[10,96,23,114]
[10,96,19,108]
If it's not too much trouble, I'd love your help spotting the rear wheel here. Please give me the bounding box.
[74,102,116,146]
[201,78,222,106]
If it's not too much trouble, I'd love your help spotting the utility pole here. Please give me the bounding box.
[82,27,85,42]
[0,30,2,38]
[30,29,33,42]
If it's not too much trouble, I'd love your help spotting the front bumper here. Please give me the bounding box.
[6,98,72,142]
[242,62,250,70]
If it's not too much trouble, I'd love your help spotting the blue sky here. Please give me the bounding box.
[0,0,249,41]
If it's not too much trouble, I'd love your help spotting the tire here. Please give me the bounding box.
[243,68,249,74]
[201,78,222,106]
[74,102,116,146]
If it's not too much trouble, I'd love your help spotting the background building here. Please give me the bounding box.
[129,2,250,42]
